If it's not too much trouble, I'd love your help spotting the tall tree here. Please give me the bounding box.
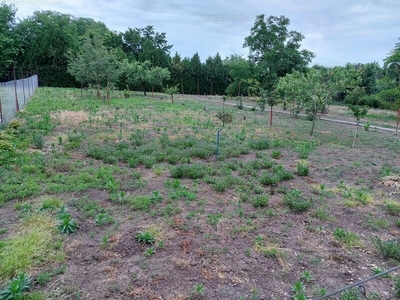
[15,11,79,86]
[243,15,315,90]
[0,3,18,77]
[189,53,202,95]
[121,25,172,67]
[169,52,185,94]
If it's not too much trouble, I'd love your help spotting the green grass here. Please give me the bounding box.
[0,213,61,282]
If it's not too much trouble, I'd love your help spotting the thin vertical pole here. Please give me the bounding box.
[21,70,26,104]
[13,66,19,112]
[215,130,221,161]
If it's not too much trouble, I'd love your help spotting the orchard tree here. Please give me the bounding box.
[345,86,368,147]
[165,84,179,102]
[169,52,185,94]
[278,67,355,136]
[122,60,152,95]
[68,34,121,101]
[149,66,170,95]
[244,15,315,90]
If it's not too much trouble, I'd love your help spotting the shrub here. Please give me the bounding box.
[170,163,207,179]
[283,189,313,212]
[260,171,279,186]
[297,161,309,176]
[252,194,269,208]
[94,212,114,226]
[128,195,152,211]
[216,111,233,126]
[271,150,281,159]
[250,138,270,150]
[372,236,400,261]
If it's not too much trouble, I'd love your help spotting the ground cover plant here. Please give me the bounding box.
[0,88,400,299]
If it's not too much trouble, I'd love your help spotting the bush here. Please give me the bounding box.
[32,134,44,149]
[136,231,155,244]
[260,171,279,185]
[252,194,269,208]
[216,111,233,126]
[297,161,309,176]
[170,163,207,179]
[283,189,313,212]
[250,138,270,150]
[57,213,78,234]
[372,236,400,261]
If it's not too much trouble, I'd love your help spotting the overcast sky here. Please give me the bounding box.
[9,0,400,66]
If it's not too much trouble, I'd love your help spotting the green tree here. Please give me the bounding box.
[345,86,368,147]
[122,60,152,96]
[169,52,185,94]
[15,10,79,86]
[189,53,203,95]
[0,3,18,77]
[149,66,170,95]
[244,15,315,90]
[68,34,121,102]
[224,55,252,96]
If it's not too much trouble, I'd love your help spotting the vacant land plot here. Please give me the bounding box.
[0,88,400,299]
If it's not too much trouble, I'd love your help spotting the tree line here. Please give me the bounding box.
[0,3,399,111]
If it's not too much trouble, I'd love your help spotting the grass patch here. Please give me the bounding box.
[0,213,61,282]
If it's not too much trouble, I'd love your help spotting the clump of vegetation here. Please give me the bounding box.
[0,273,31,300]
[216,111,233,127]
[170,163,207,179]
[283,189,313,212]
[333,228,361,248]
[372,236,400,261]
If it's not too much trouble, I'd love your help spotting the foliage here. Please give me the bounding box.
[170,163,207,179]
[252,194,269,208]
[57,213,78,234]
[0,273,31,300]
[244,14,314,90]
[333,228,360,248]
[296,161,309,176]
[372,236,400,261]
[136,231,155,244]
[216,111,233,127]
[165,84,179,102]
[283,189,313,212]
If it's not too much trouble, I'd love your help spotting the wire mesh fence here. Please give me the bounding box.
[0,74,38,124]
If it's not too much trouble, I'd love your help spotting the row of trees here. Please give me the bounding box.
[0,3,399,111]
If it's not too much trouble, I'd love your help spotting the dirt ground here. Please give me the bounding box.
[1,93,400,300]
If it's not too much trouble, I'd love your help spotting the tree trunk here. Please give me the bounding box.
[310,102,317,136]
[80,82,83,97]
[96,83,101,99]
[210,82,213,95]
[352,121,359,148]
[197,78,200,95]
[152,85,154,97]
[238,79,241,96]
[171,94,174,102]
[142,82,147,96]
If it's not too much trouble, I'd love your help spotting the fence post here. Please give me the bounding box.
[13,66,19,112]
[21,70,26,104]
[26,71,30,98]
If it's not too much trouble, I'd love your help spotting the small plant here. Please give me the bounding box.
[216,111,233,127]
[36,271,51,285]
[207,213,222,225]
[340,287,359,300]
[170,163,207,179]
[300,270,313,283]
[32,134,44,149]
[364,121,371,131]
[94,212,114,226]
[333,228,360,248]
[136,231,155,244]
[297,161,309,176]
[57,213,78,234]
[372,236,400,261]
[143,247,156,257]
[150,190,163,203]
[291,281,306,300]
[0,273,31,299]
[252,194,269,208]
[191,283,205,297]
[271,150,281,159]
[283,189,313,212]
